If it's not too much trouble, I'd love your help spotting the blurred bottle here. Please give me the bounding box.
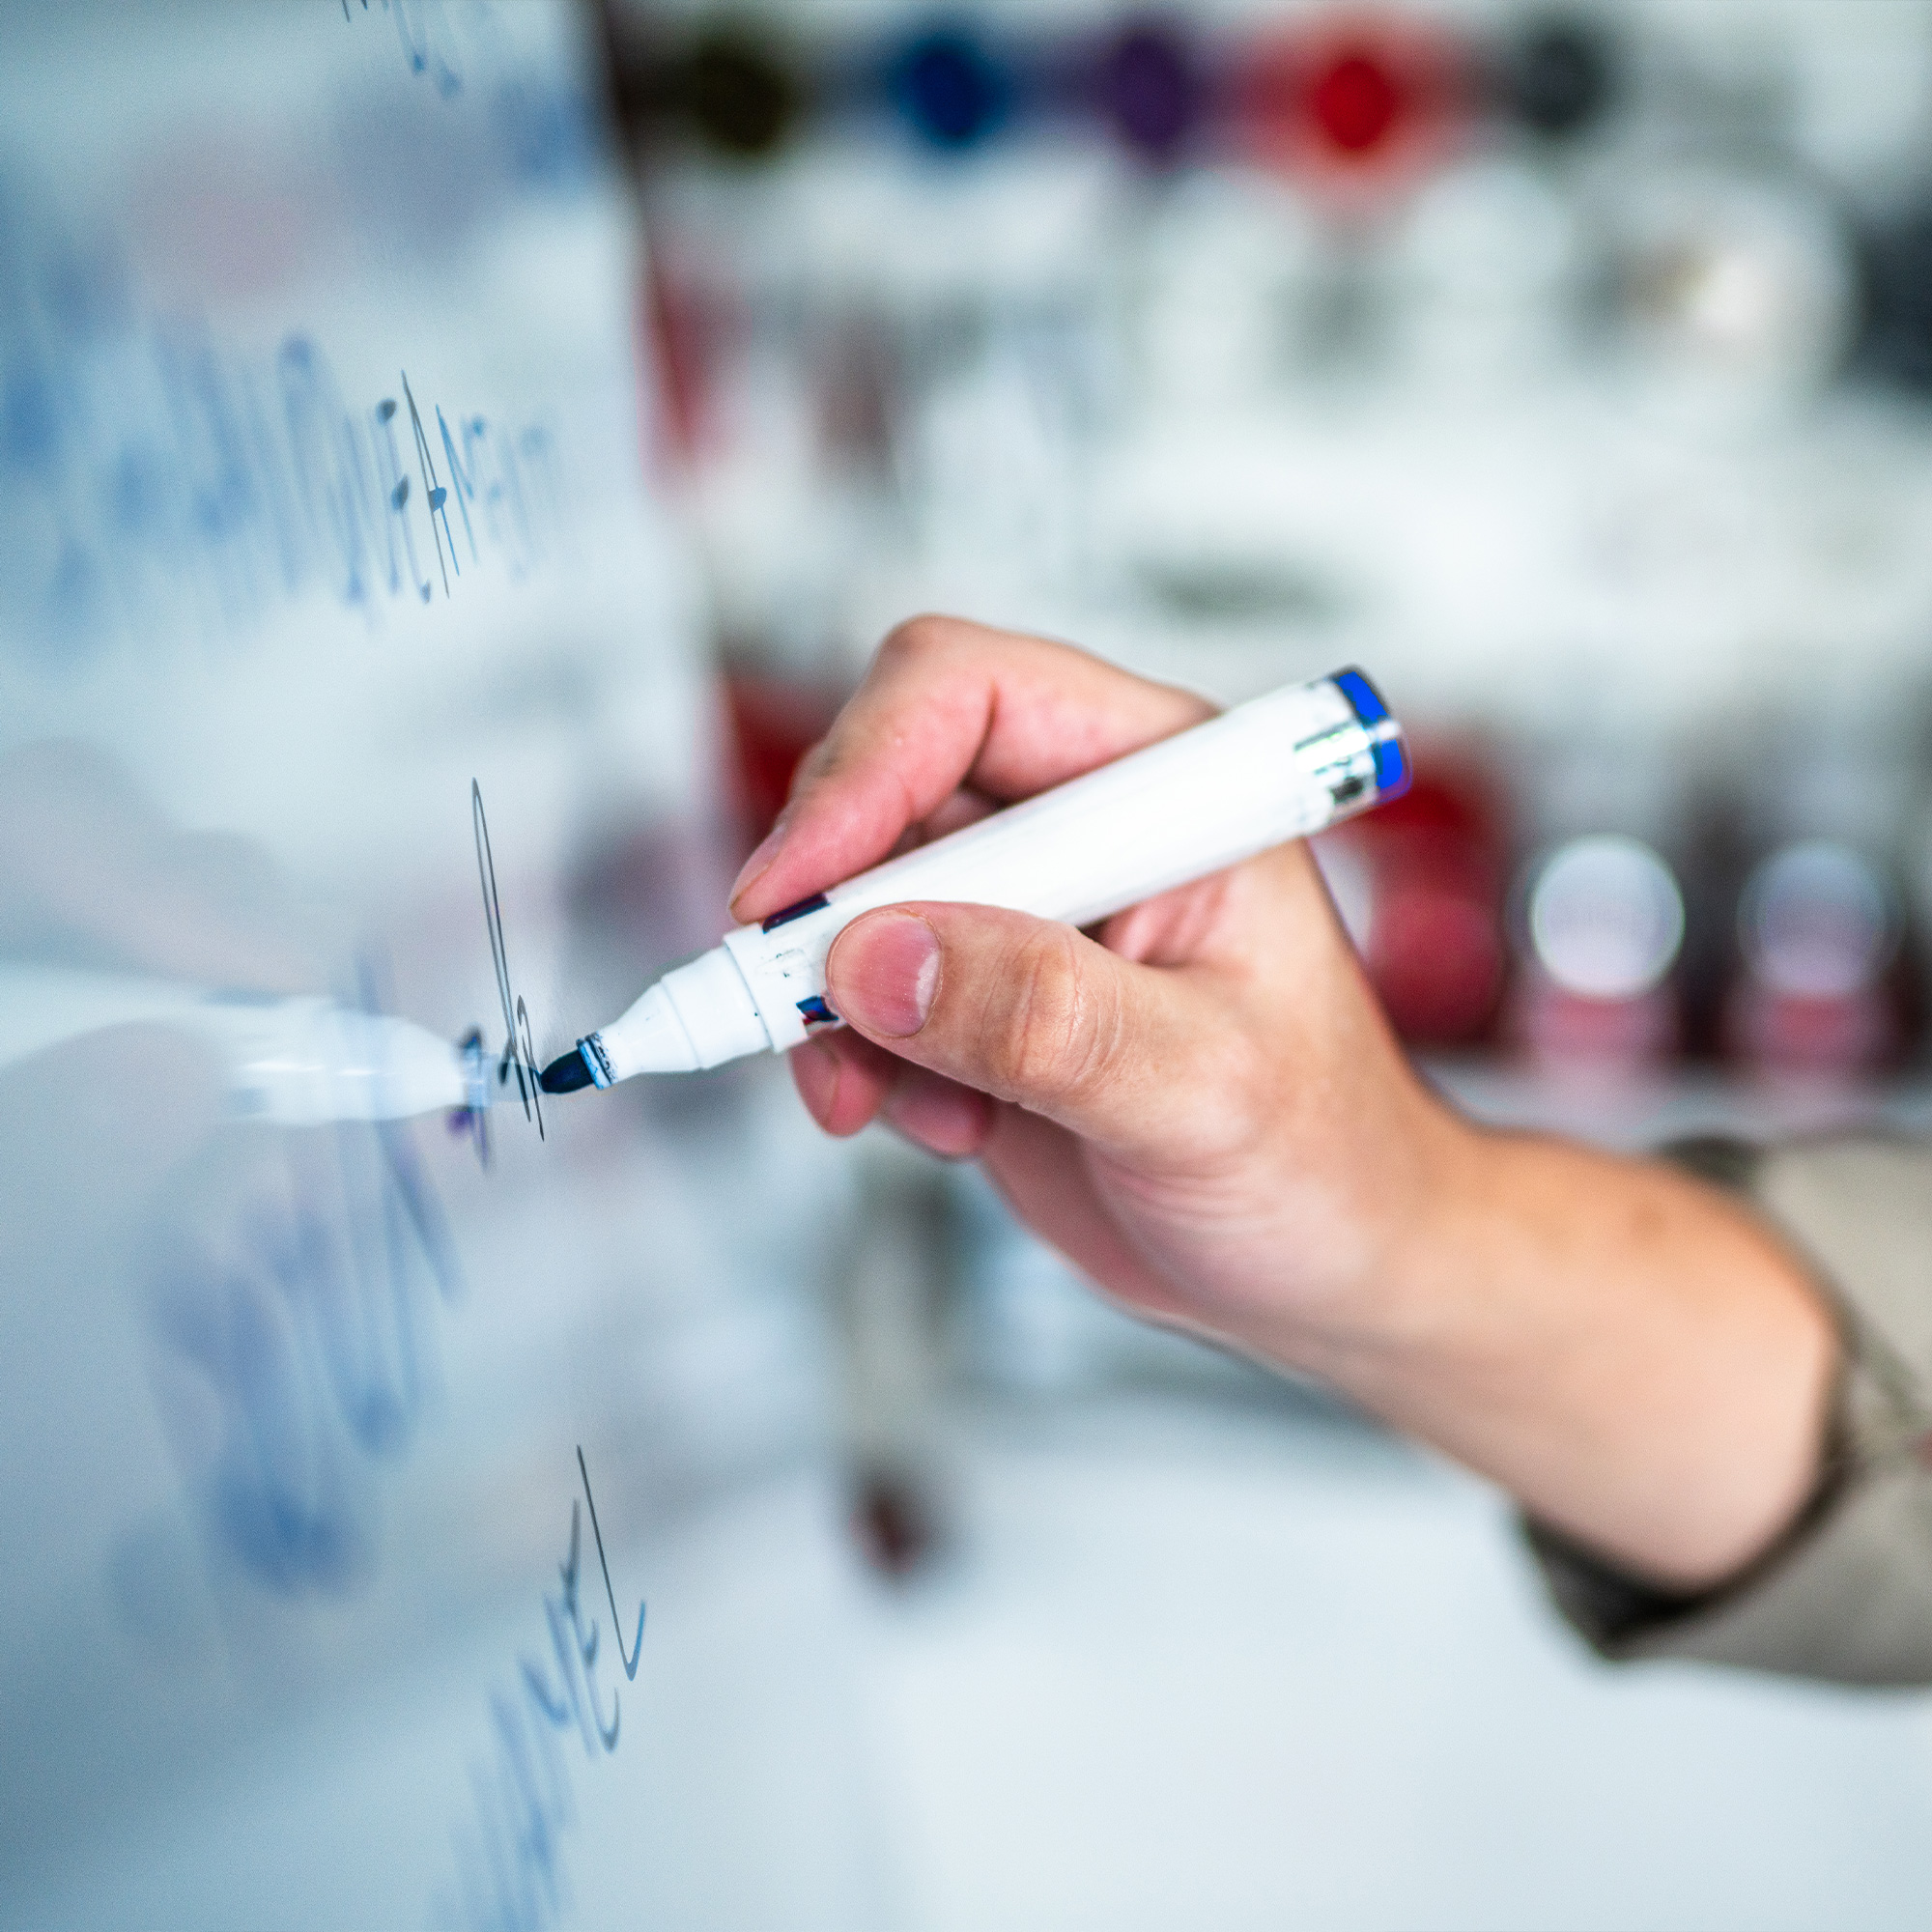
[680,26,802,160]
[1510,833,1686,1070]
[1723,838,1904,1076]
[600,17,803,163]
[886,22,1012,153]
[1722,718,1918,1080]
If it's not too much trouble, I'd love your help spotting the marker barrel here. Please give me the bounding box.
[587,668,1405,1081]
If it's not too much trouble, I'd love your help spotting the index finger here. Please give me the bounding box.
[728,615,1214,923]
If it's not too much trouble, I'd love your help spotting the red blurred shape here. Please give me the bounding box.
[1238,13,1468,201]
[722,669,848,859]
[1322,747,1508,1046]
[1370,880,1502,1042]
[1310,50,1404,155]
[640,253,735,470]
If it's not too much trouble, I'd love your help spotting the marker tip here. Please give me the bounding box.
[538,1048,594,1094]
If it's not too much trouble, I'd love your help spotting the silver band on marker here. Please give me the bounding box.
[1293,718,1379,813]
[582,1033,614,1089]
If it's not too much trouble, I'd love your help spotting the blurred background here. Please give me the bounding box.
[610,0,1932,1106]
[13,2,1932,1928]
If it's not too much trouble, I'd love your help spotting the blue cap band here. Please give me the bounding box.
[1333,668,1408,799]
[1332,668,1386,724]
[763,892,830,933]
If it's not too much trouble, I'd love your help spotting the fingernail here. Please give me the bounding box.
[729,807,791,909]
[833,913,940,1038]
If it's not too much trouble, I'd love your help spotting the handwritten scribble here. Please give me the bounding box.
[0,176,564,658]
[405,371,456,595]
[343,0,464,99]
[439,1450,648,1932]
[373,396,431,603]
[578,1445,645,1683]
[472,779,544,1143]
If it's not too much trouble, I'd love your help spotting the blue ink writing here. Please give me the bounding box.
[343,0,464,99]
[472,779,545,1144]
[406,371,455,593]
[438,1449,647,1932]
[0,166,565,661]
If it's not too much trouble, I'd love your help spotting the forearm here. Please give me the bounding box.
[1293,1121,1839,1593]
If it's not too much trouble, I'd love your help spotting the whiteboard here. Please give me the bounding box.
[0,7,883,1928]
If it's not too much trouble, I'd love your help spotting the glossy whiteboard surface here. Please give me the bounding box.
[0,7,877,1928]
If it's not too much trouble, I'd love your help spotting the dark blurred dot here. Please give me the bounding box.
[1499,15,1615,138]
[1094,19,1201,164]
[852,1469,934,1577]
[679,29,797,157]
[890,26,1009,151]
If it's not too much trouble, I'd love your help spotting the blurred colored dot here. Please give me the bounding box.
[1499,14,1615,139]
[680,29,797,157]
[890,27,1008,150]
[1239,14,1467,190]
[1094,20,1201,163]
[1310,48,1404,156]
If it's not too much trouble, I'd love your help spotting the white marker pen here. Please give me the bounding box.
[0,966,493,1125]
[542,668,1406,1093]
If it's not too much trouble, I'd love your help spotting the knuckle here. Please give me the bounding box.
[877,612,954,671]
[989,924,1122,1108]
[784,733,835,798]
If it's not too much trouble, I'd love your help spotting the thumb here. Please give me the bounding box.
[823,902,1206,1154]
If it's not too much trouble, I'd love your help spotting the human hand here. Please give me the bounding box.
[727,616,1463,1368]
[730,619,1838,1592]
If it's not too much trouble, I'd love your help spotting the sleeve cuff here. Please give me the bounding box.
[1524,1132,1932,1686]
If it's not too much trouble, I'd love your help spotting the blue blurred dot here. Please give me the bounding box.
[890,27,1009,151]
